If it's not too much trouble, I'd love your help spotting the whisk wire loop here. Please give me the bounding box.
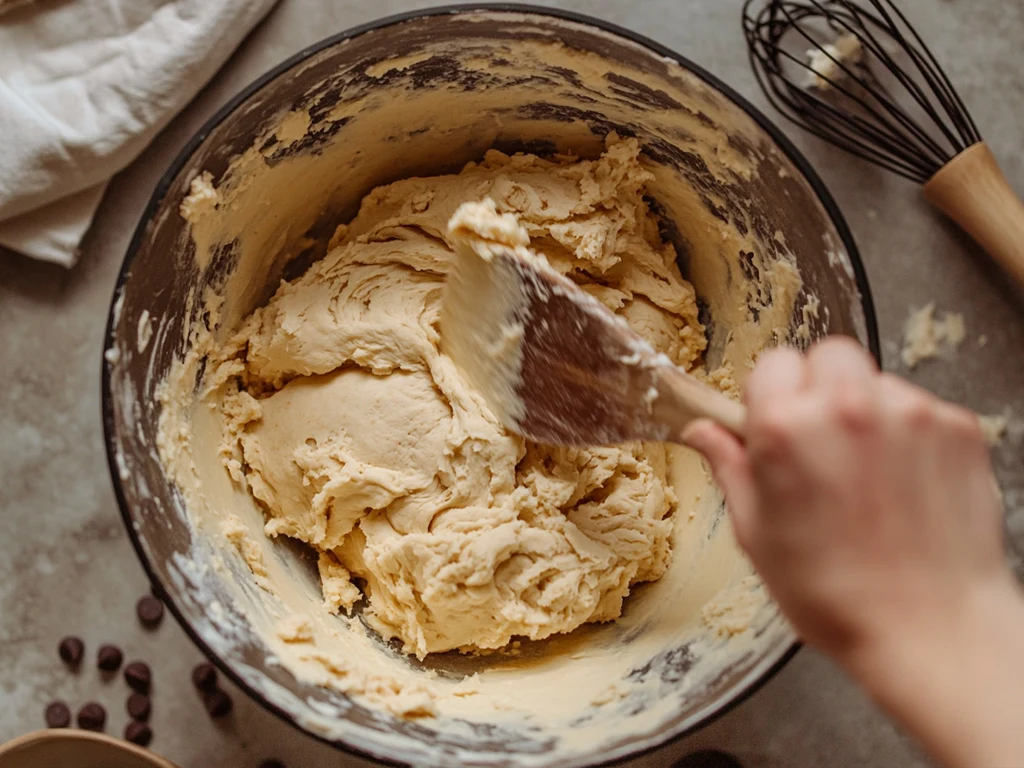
[743,0,982,184]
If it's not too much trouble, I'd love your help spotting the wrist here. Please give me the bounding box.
[841,572,1024,701]
[839,574,1024,768]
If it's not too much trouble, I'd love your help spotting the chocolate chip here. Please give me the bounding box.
[124,661,151,693]
[204,688,233,718]
[44,701,71,728]
[58,636,84,666]
[124,721,153,746]
[191,662,218,692]
[127,692,151,721]
[77,702,106,731]
[136,596,164,627]
[259,761,286,768]
[97,644,123,672]
[673,751,744,768]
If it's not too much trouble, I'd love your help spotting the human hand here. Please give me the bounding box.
[683,337,1013,672]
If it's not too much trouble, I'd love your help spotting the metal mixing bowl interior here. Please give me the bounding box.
[102,6,879,767]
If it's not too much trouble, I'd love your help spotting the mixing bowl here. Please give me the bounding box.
[0,730,179,768]
[102,6,879,767]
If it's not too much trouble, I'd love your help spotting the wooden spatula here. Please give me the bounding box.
[441,203,746,446]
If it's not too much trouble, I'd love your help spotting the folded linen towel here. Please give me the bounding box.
[0,0,279,266]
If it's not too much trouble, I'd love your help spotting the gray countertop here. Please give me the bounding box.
[2,1,1022,766]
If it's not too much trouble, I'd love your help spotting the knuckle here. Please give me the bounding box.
[878,375,932,426]
[749,409,797,457]
[899,396,938,429]
[942,406,985,442]
[748,346,802,387]
[830,384,875,430]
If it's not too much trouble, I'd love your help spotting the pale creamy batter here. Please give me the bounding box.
[210,137,713,659]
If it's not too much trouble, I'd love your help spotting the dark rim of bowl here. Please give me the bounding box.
[101,4,881,767]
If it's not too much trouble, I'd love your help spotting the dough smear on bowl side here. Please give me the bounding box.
[199,136,730,660]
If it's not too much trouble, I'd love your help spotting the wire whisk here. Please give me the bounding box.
[743,0,1024,290]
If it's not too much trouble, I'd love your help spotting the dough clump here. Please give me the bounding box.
[901,302,965,369]
[213,136,708,658]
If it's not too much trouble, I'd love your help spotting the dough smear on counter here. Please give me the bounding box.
[208,136,718,659]
[900,302,965,369]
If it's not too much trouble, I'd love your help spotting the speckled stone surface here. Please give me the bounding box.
[1,1,1022,767]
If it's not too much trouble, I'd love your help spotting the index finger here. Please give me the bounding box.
[745,346,807,413]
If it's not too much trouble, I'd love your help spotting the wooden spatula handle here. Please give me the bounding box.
[923,141,1024,291]
[659,366,747,441]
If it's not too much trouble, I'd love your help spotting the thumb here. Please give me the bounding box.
[681,419,758,545]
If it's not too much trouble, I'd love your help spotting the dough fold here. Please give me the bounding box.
[215,136,707,658]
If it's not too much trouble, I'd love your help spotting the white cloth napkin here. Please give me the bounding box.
[0,0,279,266]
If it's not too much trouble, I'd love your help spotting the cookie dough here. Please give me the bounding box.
[978,414,1009,446]
[211,137,711,658]
[805,33,863,90]
[901,302,966,369]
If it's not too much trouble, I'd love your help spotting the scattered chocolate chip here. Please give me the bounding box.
[127,692,151,721]
[124,721,153,747]
[191,662,218,692]
[58,636,84,666]
[204,688,233,718]
[77,702,106,731]
[44,701,71,728]
[97,644,123,672]
[124,661,151,693]
[136,595,164,628]
[259,761,286,768]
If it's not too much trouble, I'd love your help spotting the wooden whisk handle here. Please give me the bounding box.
[923,142,1024,291]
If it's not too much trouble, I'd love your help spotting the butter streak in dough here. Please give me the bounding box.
[213,137,709,658]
